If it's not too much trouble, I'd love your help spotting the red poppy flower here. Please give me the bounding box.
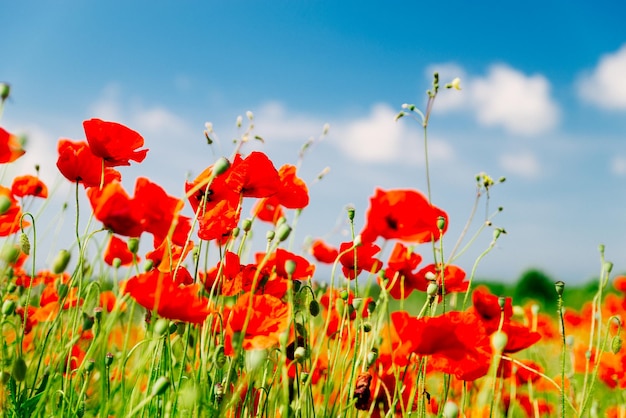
[197,199,240,243]
[225,152,280,198]
[391,310,492,380]
[0,186,27,236]
[122,268,211,324]
[274,164,309,209]
[339,241,382,280]
[133,177,191,247]
[87,181,143,237]
[104,235,137,267]
[145,239,194,278]
[0,126,25,163]
[251,196,284,224]
[11,175,48,198]
[360,188,448,244]
[413,263,469,298]
[256,248,316,281]
[380,242,423,299]
[319,288,372,337]
[185,163,240,215]
[83,118,148,167]
[310,239,339,264]
[224,293,290,355]
[203,251,244,296]
[56,139,121,187]
[614,275,626,293]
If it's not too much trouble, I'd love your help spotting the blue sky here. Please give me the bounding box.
[2,1,626,283]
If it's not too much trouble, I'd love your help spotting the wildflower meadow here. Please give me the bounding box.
[0,75,625,417]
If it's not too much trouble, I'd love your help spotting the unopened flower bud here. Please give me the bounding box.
[112,258,122,269]
[19,233,30,256]
[442,401,460,417]
[154,318,169,336]
[143,260,154,272]
[1,245,20,264]
[339,289,349,301]
[213,157,231,176]
[0,83,10,101]
[346,206,355,221]
[425,271,437,281]
[266,230,275,242]
[105,352,114,367]
[445,77,462,91]
[0,195,12,216]
[362,322,372,332]
[2,299,16,316]
[276,223,292,242]
[309,300,320,317]
[366,349,378,367]
[426,282,439,297]
[52,249,71,274]
[612,336,623,354]
[294,346,307,363]
[284,259,296,276]
[127,238,139,254]
[85,359,95,373]
[151,376,170,397]
[242,218,252,232]
[11,357,27,382]
[605,261,614,274]
[82,312,94,331]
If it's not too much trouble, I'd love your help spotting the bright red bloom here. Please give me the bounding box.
[87,181,143,237]
[257,248,316,281]
[203,251,244,296]
[339,241,382,280]
[104,235,137,267]
[197,199,240,243]
[391,310,492,380]
[122,268,211,324]
[380,242,423,299]
[225,152,280,198]
[360,188,448,244]
[133,177,191,247]
[83,118,148,167]
[224,293,290,355]
[471,286,541,353]
[56,139,121,187]
[252,196,284,224]
[413,263,469,298]
[0,186,27,236]
[0,126,25,163]
[11,175,48,198]
[614,275,626,293]
[310,239,339,264]
[274,164,309,209]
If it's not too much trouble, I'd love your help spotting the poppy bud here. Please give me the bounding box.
[352,298,362,311]
[213,157,231,176]
[85,359,95,374]
[127,238,139,254]
[105,352,114,367]
[308,300,320,317]
[52,249,71,274]
[426,282,439,297]
[154,318,169,336]
[366,349,378,367]
[0,83,10,101]
[19,233,30,256]
[436,216,446,231]
[6,282,16,293]
[93,307,103,322]
[276,223,291,242]
[151,376,170,397]
[242,218,252,232]
[284,259,296,276]
[12,357,27,382]
[339,289,349,301]
[112,258,122,269]
[445,77,462,91]
[214,345,226,369]
[346,206,355,221]
[2,299,15,316]
[605,261,614,274]
[1,245,20,264]
[294,346,307,363]
[266,230,275,242]
[612,336,623,354]
[143,260,154,272]
[362,322,372,332]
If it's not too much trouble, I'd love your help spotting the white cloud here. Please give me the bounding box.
[498,150,540,179]
[469,64,560,136]
[254,101,327,141]
[577,44,626,110]
[611,156,626,176]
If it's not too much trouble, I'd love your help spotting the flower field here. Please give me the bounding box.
[0,77,625,417]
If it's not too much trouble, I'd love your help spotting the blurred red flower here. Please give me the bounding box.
[11,175,48,198]
[0,126,25,163]
[83,118,148,167]
[310,239,339,264]
[0,186,27,236]
[360,188,448,244]
[391,310,492,380]
[224,293,290,354]
[103,234,137,267]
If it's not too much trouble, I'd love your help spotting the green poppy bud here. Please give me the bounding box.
[12,357,27,382]
[19,233,30,256]
[52,249,71,274]
[151,376,170,397]
[127,237,139,254]
[212,157,231,176]
[308,300,320,317]
[2,299,16,316]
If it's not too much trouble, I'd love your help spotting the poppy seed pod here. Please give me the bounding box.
[12,357,27,382]
[0,83,10,101]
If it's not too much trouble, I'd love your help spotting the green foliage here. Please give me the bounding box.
[514,268,558,309]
